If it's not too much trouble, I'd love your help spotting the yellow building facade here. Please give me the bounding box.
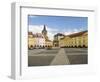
[28,32,36,49]
[45,40,53,47]
[59,31,88,48]
[28,25,53,49]
[53,33,65,47]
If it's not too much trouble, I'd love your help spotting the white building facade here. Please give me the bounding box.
[34,33,45,48]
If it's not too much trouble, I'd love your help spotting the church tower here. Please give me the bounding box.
[42,25,47,35]
[42,25,48,40]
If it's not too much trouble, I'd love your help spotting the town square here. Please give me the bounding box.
[28,15,88,66]
[28,48,87,66]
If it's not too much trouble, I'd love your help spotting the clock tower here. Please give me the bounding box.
[42,25,48,40]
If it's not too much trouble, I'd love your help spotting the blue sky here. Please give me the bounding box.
[28,15,88,40]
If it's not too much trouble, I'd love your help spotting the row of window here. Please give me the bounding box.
[29,45,52,48]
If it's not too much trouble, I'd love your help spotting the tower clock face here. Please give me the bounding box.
[42,30,47,34]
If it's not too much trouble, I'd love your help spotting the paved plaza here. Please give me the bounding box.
[28,48,88,66]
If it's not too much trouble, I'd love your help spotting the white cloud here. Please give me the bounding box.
[64,28,85,35]
[29,25,85,41]
[29,25,58,41]
[29,25,43,34]
[47,27,59,32]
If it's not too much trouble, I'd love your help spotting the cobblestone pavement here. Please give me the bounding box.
[64,48,88,64]
[28,48,88,66]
